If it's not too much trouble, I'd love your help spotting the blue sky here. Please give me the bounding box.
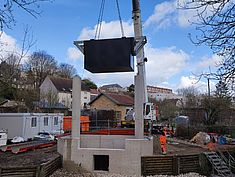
[1,0,221,92]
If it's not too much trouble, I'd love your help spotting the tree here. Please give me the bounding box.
[177,86,199,112]
[57,63,76,78]
[26,50,57,90]
[82,79,97,89]
[156,99,179,122]
[179,0,235,86]
[127,84,135,93]
[0,0,50,31]
[202,79,232,126]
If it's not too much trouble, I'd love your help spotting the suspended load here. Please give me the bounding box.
[84,37,135,73]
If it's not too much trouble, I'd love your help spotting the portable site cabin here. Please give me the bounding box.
[0,113,64,140]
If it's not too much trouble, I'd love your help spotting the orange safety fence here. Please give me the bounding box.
[63,116,90,132]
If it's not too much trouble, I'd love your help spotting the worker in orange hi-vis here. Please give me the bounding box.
[160,131,167,155]
[207,136,216,151]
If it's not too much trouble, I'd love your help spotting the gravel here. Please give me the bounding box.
[50,168,206,177]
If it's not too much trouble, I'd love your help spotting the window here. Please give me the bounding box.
[31,117,37,127]
[44,117,49,126]
[54,117,58,125]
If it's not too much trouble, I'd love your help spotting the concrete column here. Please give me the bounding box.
[72,76,81,140]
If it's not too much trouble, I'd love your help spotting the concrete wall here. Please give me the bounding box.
[58,136,153,175]
[80,135,134,149]
[71,138,153,175]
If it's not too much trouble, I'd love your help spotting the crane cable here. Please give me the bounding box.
[95,0,105,39]
[95,0,125,39]
[116,0,125,37]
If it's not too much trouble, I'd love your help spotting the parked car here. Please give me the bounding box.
[34,132,55,141]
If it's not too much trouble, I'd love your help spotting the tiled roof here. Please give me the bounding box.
[89,93,134,106]
[100,84,122,89]
[48,76,90,92]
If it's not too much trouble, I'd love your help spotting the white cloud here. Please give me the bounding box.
[0,32,28,63]
[0,32,17,57]
[177,75,216,93]
[145,1,177,29]
[67,47,83,61]
[78,46,190,88]
[79,20,134,40]
[145,46,190,84]
[145,0,199,29]
[197,54,222,70]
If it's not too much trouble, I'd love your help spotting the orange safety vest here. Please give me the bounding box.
[160,135,167,154]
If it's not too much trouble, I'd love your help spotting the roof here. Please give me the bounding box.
[100,84,123,89]
[90,89,100,95]
[48,76,90,92]
[34,101,68,109]
[89,93,134,106]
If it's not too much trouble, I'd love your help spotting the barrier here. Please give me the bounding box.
[0,155,62,177]
[141,154,201,176]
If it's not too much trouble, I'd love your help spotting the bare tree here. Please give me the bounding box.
[0,27,35,100]
[57,63,76,78]
[177,86,200,111]
[0,0,51,31]
[179,0,235,86]
[27,50,57,89]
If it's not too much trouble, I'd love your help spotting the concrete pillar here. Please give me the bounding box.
[72,76,81,147]
[134,75,144,139]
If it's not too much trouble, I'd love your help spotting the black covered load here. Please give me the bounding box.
[84,37,135,73]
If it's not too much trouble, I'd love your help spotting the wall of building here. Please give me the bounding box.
[0,113,64,140]
[40,77,58,100]
[90,95,127,120]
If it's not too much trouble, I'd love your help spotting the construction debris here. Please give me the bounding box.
[190,132,210,145]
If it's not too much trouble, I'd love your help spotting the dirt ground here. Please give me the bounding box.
[0,145,59,167]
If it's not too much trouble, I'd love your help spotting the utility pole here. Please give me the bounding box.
[132,0,147,139]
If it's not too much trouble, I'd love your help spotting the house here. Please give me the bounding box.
[147,85,182,101]
[99,84,125,93]
[89,93,134,122]
[0,113,63,140]
[40,76,90,109]
[90,88,100,101]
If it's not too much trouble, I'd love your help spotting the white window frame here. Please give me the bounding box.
[31,117,37,127]
[44,117,49,126]
[54,117,58,126]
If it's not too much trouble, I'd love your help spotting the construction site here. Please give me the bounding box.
[0,0,235,177]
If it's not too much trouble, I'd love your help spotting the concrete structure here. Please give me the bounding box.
[89,93,134,121]
[0,113,63,140]
[58,135,153,175]
[58,77,154,175]
[40,76,90,109]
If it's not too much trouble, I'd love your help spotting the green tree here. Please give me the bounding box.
[157,99,179,123]
[82,79,97,89]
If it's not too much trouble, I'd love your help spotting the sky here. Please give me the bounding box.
[1,0,222,93]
